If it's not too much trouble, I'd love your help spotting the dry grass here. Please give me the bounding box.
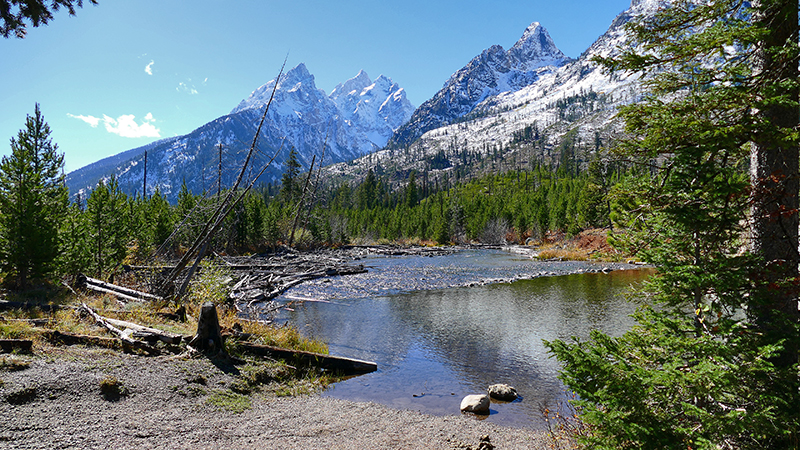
[0,266,328,358]
[536,246,590,262]
[541,394,592,450]
[532,229,628,262]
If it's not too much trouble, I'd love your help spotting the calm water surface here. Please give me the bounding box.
[275,249,650,429]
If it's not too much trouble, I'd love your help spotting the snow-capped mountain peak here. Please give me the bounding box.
[330,69,373,102]
[230,63,321,115]
[391,22,571,146]
[508,22,568,71]
[280,62,315,89]
[68,64,415,201]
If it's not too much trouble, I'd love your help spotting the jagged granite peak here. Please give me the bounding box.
[374,76,415,131]
[231,63,323,115]
[630,0,671,10]
[67,64,415,201]
[391,22,570,147]
[331,71,415,146]
[330,69,373,104]
[325,0,679,190]
[508,22,568,71]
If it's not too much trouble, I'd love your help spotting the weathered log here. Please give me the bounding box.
[100,316,182,345]
[79,284,138,304]
[42,330,121,349]
[2,318,52,327]
[38,330,181,355]
[236,342,377,375]
[187,302,225,353]
[77,274,163,303]
[0,339,33,353]
[79,303,160,355]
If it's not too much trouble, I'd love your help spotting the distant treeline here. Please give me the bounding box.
[57,149,637,283]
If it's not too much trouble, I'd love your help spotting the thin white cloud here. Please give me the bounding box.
[145,60,154,75]
[177,81,198,95]
[69,112,161,138]
[67,113,101,127]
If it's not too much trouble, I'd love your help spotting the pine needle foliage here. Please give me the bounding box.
[0,104,68,289]
[546,1,799,448]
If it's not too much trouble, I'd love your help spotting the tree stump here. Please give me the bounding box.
[188,302,224,353]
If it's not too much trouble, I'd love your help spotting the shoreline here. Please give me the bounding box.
[1,346,550,449]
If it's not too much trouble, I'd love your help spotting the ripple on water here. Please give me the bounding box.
[272,249,651,429]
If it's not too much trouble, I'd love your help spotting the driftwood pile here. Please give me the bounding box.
[222,251,367,309]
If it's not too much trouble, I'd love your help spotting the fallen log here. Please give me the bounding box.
[236,342,377,375]
[78,303,160,355]
[42,330,121,349]
[2,318,52,327]
[39,330,181,355]
[0,339,33,353]
[77,274,164,303]
[99,317,182,345]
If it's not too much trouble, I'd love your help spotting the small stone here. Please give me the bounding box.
[487,384,518,401]
[460,394,490,414]
[478,434,495,450]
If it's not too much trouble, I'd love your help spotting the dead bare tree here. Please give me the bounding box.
[158,60,287,299]
[288,154,316,248]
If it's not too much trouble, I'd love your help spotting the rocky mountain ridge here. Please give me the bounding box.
[66,64,414,201]
[390,22,571,147]
[323,0,658,189]
[67,0,665,201]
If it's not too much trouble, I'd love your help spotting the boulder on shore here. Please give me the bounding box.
[487,384,518,402]
[460,394,490,414]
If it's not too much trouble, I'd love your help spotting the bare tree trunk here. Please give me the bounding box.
[288,154,315,248]
[159,61,287,298]
[749,0,800,369]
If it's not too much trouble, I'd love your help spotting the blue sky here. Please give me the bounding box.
[0,0,631,173]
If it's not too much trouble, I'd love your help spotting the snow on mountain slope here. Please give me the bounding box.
[330,71,415,147]
[390,22,571,147]
[327,0,667,187]
[67,64,415,201]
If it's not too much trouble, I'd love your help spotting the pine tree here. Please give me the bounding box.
[404,171,418,209]
[0,104,68,288]
[280,147,302,204]
[547,1,799,448]
[85,177,129,279]
[1,0,97,38]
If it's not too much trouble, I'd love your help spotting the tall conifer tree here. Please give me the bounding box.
[547,1,799,448]
[0,104,68,288]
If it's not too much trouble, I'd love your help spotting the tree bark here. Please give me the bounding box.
[188,302,225,353]
[749,0,800,368]
[79,303,160,355]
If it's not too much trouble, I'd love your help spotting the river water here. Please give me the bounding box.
[275,249,650,429]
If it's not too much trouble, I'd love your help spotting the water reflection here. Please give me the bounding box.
[278,251,650,429]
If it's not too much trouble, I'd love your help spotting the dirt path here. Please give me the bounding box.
[1,347,550,449]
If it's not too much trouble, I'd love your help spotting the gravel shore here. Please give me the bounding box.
[1,347,550,449]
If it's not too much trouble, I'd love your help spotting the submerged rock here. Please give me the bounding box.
[487,384,518,401]
[460,394,490,414]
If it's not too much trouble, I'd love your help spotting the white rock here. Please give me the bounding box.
[460,394,490,414]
